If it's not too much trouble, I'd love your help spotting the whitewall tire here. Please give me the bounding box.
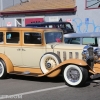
[0,59,7,79]
[40,53,61,74]
[63,65,88,87]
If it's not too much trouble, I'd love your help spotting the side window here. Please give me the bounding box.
[59,24,65,29]
[97,38,100,47]
[83,38,97,46]
[48,25,53,28]
[24,32,41,44]
[65,24,72,30]
[64,38,71,43]
[0,32,3,44]
[6,32,19,43]
[70,38,80,44]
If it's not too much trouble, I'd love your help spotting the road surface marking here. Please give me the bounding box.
[0,85,68,99]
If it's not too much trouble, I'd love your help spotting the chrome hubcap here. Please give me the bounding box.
[45,57,57,70]
[46,63,51,69]
[67,68,80,82]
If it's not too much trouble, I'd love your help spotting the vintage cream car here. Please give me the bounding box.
[0,27,100,87]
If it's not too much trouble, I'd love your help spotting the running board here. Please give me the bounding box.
[10,71,42,77]
[90,73,100,79]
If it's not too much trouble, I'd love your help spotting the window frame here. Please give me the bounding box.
[69,38,81,44]
[64,37,81,44]
[23,31,42,45]
[44,31,63,44]
[82,37,98,46]
[0,32,4,45]
[5,31,20,45]
[85,0,100,10]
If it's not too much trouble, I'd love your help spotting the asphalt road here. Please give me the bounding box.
[0,75,100,100]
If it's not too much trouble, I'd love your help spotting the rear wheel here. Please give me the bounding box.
[63,65,88,87]
[0,59,7,79]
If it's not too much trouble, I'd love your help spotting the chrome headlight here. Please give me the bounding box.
[82,45,93,60]
[82,45,94,69]
[82,45,89,59]
[82,49,89,59]
[94,47,100,57]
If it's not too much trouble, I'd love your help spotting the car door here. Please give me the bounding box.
[4,31,22,66]
[0,32,5,54]
[22,31,46,68]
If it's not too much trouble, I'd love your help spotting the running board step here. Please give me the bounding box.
[10,71,42,77]
[90,73,100,79]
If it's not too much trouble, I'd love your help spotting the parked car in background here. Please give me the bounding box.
[0,27,100,87]
[26,21,75,34]
[64,32,100,47]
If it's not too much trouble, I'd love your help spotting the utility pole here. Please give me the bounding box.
[13,0,14,6]
[0,0,3,10]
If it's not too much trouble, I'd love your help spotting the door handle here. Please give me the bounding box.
[22,48,26,51]
[17,48,21,51]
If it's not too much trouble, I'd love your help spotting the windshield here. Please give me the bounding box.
[45,32,63,44]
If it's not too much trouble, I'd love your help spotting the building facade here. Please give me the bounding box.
[0,0,100,33]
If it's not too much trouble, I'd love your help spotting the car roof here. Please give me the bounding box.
[26,22,72,26]
[0,27,62,32]
[64,32,100,38]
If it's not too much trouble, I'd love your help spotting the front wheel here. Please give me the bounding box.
[40,53,61,74]
[63,65,88,87]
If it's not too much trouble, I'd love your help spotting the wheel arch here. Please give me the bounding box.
[59,59,89,70]
[63,64,88,86]
[0,53,14,73]
[45,59,90,77]
[40,52,62,77]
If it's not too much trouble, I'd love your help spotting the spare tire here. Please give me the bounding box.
[40,52,61,74]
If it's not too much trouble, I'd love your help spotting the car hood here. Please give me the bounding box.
[46,42,86,50]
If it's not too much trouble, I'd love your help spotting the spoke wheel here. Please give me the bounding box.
[67,68,80,83]
[63,65,88,87]
[40,53,61,74]
[45,57,57,70]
